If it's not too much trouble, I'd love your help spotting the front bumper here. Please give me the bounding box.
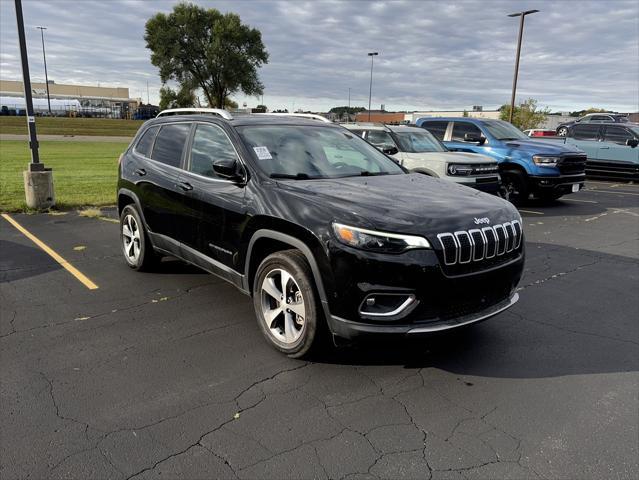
[529,173,586,194]
[328,293,519,338]
[323,241,525,340]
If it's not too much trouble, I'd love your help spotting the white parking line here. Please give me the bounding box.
[563,198,598,204]
[585,189,639,197]
[519,209,544,215]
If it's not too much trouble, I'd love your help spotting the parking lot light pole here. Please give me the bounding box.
[507,9,539,124]
[15,0,55,208]
[367,52,378,121]
[36,26,51,115]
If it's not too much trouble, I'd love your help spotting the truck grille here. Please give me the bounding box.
[437,220,522,267]
[558,155,586,175]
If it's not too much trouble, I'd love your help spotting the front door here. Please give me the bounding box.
[599,125,639,164]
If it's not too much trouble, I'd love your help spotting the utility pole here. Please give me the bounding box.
[146,80,149,104]
[507,9,539,124]
[348,87,351,122]
[36,26,51,114]
[367,52,378,121]
[16,0,55,208]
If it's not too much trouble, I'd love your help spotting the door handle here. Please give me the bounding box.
[599,146,610,149]
[134,168,146,176]
[178,181,193,191]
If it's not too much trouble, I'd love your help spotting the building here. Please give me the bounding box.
[0,79,140,118]
[355,111,406,124]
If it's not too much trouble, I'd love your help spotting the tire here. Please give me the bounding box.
[120,204,157,271]
[253,250,324,358]
[557,126,568,137]
[500,170,529,205]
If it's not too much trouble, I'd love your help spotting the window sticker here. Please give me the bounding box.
[253,146,273,160]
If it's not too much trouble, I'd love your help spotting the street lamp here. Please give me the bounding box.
[367,52,378,121]
[36,26,51,115]
[507,9,539,124]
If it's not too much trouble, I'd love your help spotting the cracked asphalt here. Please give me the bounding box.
[1,180,638,480]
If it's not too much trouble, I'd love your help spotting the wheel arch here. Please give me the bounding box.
[118,188,149,229]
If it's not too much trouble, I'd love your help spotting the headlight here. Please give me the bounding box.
[532,155,560,167]
[447,164,474,176]
[332,222,431,253]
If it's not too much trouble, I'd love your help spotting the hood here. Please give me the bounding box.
[504,139,584,155]
[401,151,496,165]
[273,173,518,237]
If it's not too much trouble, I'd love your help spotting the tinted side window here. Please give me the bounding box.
[603,126,634,144]
[366,130,395,146]
[421,121,448,140]
[135,126,159,157]
[571,124,601,140]
[189,124,238,178]
[151,123,191,168]
[591,115,612,122]
[451,122,483,142]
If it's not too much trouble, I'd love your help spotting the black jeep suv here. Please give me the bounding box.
[117,111,525,357]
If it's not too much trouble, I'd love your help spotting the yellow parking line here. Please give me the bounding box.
[1,213,98,290]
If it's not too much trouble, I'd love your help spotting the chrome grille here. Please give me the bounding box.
[437,220,522,266]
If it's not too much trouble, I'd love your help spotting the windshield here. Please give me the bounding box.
[237,125,405,179]
[392,129,447,153]
[482,120,528,141]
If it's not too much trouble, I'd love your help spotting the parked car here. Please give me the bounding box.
[118,110,525,357]
[341,123,500,193]
[556,113,630,137]
[523,129,556,137]
[536,123,639,181]
[416,117,587,203]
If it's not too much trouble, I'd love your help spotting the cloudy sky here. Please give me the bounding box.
[1,0,637,113]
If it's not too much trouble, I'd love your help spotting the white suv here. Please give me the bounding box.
[342,123,501,193]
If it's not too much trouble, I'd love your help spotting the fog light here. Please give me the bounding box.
[359,293,417,318]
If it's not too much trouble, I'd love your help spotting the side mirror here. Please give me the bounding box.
[212,157,242,180]
[464,133,485,145]
[626,139,638,148]
[382,145,399,155]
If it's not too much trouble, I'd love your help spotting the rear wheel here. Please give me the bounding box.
[557,126,568,136]
[253,250,324,358]
[120,205,157,271]
[501,170,529,205]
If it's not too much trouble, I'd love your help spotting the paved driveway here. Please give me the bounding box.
[1,181,637,479]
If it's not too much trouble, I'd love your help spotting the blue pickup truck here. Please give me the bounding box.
[416,117,587,203]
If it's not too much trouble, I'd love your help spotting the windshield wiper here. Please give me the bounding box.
[270,173,313,180]
[359,171,391,176]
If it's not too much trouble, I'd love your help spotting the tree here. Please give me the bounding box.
[462,110,469,117]
[499,98,550,130]
[328,106,366,116]
[159,84,196,110]
[145,3,269,109]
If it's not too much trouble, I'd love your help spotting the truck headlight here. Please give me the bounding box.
[532,155,560,167]
[332,222,431,253]
[447,164,474,176]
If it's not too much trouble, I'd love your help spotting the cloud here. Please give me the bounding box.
[1,0,637,112]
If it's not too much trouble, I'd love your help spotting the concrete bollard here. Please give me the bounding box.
[23,168,55,209]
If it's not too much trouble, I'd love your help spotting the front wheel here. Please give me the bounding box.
[500,171,529,205]
[253,250,324,358]
[557,126,568,137]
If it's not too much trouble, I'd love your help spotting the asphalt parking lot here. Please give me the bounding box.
[1,180,638,480]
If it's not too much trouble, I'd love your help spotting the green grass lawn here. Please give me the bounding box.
[0,116,142,137]
[0,140,128,211]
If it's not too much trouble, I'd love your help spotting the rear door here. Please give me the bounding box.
[180,122,247,272]
[420,121,450,141]
[599,125,639,163]
[137,122,191,245]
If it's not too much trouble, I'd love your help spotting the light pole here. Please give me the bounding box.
[507,9,538,124]
[367,52,378,121]
[36,26,51,115]
[347,87,351,121]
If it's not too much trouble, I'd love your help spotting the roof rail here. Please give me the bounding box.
[252,113,332,123]
[156,108,234,120]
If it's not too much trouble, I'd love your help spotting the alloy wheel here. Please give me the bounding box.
[260,268,306,344]
[122,214,141,264]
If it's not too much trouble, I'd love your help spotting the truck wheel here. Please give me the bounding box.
[253,250,324,358]
[501,171,529,205]
[120,205,158,271]
[557,126,568,136]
